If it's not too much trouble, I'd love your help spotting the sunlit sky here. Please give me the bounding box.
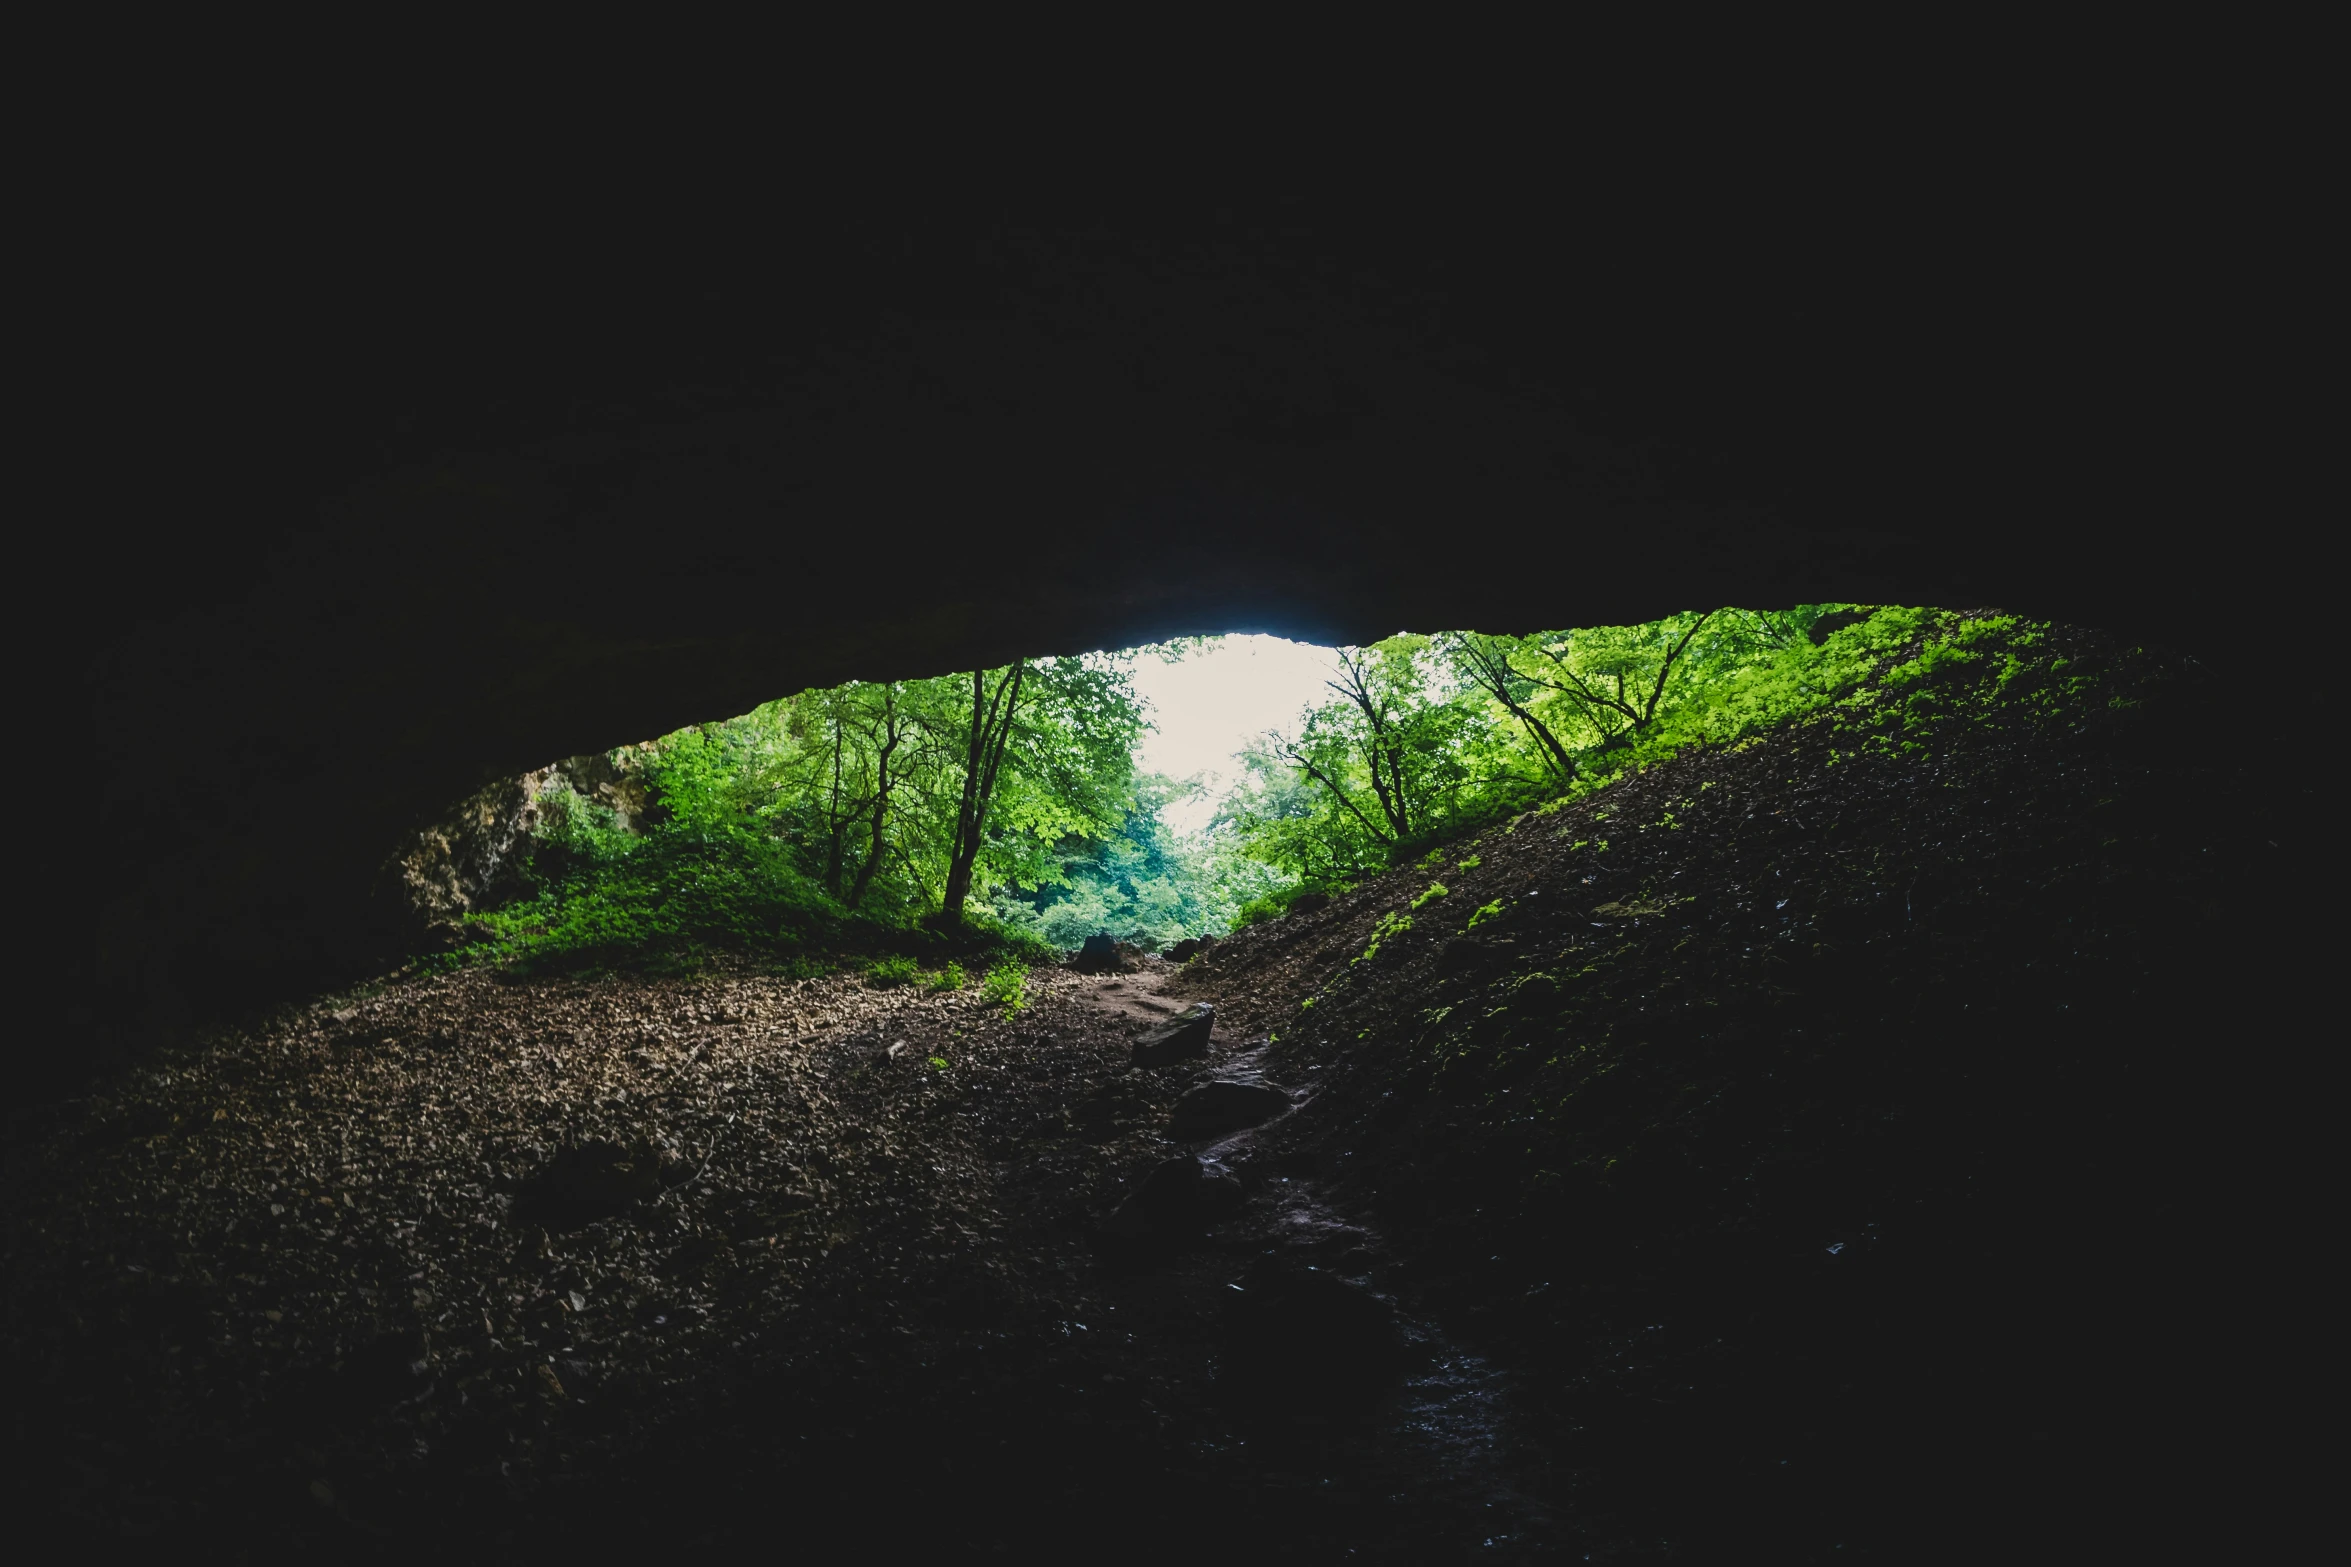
[1128,636,1343,833]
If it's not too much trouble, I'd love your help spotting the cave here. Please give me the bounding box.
[47,208,2306,1558]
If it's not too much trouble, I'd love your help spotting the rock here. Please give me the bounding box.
[513,1139,663,1229]
[1168,1079,1290,1138]
[1131,1003,1216,1067]
[1103,1154,1206,1241]
[1073,934,1121,972]
[1165,934,1221,963]
[1114,941,1145,964]
[388,744,659,936]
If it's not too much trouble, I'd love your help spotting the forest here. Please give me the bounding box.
[449,602,1925,977]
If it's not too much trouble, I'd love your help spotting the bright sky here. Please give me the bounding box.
[1128,635,1343,833]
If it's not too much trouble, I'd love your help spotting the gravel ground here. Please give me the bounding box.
[6,954,1556,1559]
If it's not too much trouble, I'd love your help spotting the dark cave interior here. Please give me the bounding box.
[44,207,2315,1558]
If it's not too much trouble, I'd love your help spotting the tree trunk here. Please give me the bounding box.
[822,713,849,897]
[845,687,900,910]
[1331,650,1414,841]
[939,661,1025,923]
[1454,636,1578,781]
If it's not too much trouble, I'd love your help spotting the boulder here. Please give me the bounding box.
[1073,933,1121,972]
[1168,1079,1290,1138]
[1131,1003,1215,1067]
[1165,934,1221,963]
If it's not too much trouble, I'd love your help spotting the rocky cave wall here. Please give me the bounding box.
[79,212,2275,1087]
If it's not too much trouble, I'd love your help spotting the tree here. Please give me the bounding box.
[1444,632,1578,781]
[1519,611,1718,750]
[939,661,1026,923]
[844,684,906,910]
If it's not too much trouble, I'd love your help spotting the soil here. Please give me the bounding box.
[7,618,2311,1559]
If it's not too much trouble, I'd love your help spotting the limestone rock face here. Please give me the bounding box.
[388,745,657,932]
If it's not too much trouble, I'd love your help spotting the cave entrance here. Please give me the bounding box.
[406,606,1854,986]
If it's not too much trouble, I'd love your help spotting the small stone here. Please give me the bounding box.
[1131,1004,1215,1067]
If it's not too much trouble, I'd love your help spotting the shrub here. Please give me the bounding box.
[1232,880,1347,929]
[926,962,968,992]
[982,958,1029,1016]
[866,954,920,987]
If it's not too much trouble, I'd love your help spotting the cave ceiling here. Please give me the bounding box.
[83,201,2262,1046]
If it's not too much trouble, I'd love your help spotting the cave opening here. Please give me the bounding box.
[49,190,2316,1556]
[36,597,2302,1557]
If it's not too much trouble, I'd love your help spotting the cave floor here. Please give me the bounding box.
[5,955,1553,1559]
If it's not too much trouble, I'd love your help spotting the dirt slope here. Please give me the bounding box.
[1163,614,2304,1556]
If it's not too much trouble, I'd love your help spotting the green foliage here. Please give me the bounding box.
[1467,898,1507,930]
[1216,606,2005,888]
[981,958,1030,1017]
[419,651,1156,975]
[865,955,920,987]
[985,773,1281,952]
[416,607,2044,982]
[1231,878,1349,929]
[1356,910,1414,965]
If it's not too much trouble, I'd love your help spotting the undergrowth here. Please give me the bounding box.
[421,818,1056,981]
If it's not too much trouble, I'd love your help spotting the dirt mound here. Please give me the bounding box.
[1162,615,2304,1555]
